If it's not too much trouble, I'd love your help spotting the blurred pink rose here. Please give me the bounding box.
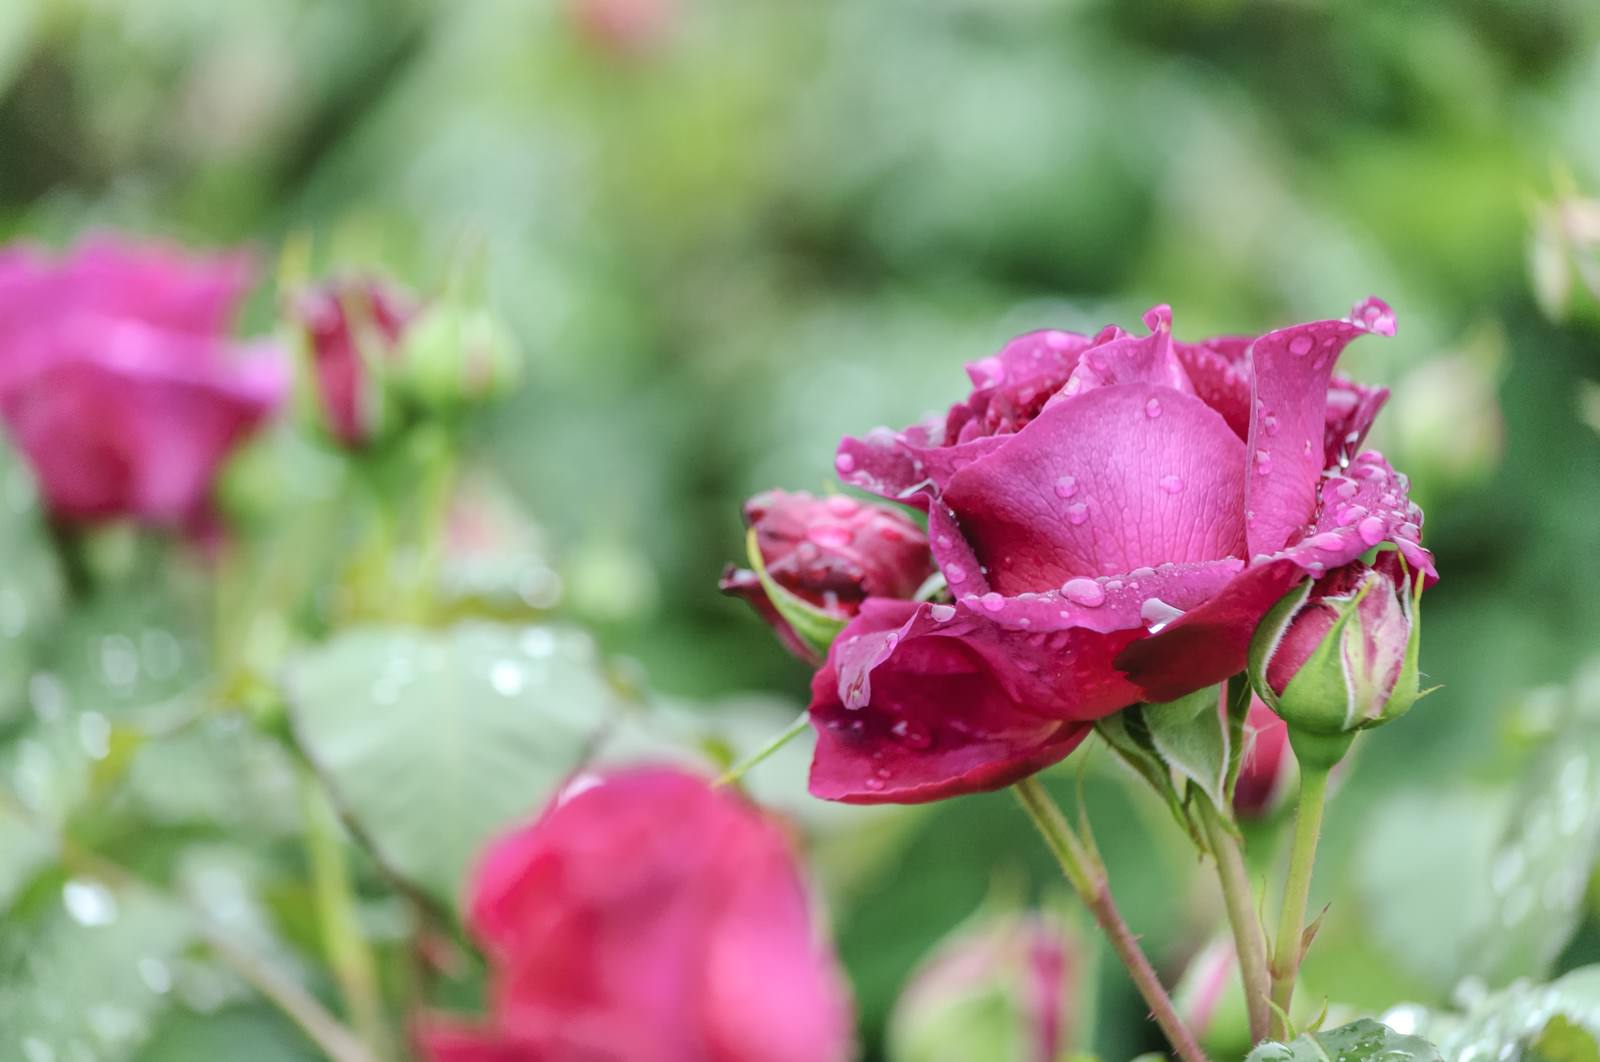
[0,235,284,530]
[1232,696,1292,819]
[419,765,854,1062]
[570,0,676,56]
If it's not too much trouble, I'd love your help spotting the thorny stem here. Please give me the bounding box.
[1196,795,1272,1045]
[1269,765,1331,1039]
[1013,776,1209,1062]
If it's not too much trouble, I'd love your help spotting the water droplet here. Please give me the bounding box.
[834,453,856,473]
[1255,450,1272,475]
[936,534,953,549]
[928,604,956,623]
[979,592,1005,613]
[1302,440,1315,458]
[863,776,885,791]
[99,635,139,688]
[1263,414,1280,436]
[137,957,172,995]
[520,629,556,657]
[1045,330,1074,350]
[1053,475,1077,499]
[1245,510,1257,527]
[1334,479,1359,499]
[1140,598,1184,632]
[62,879,118,927]
[1057,578,1101,607]
[1357,515,1386,546]
[1159,475,1184,494]
[946,563,967,583]
[1065,503,1089,526]
[808,525,852,550]
[823,496,858,517]
[1145,397,1163,418]
[78,713,110,761]
[1311,531,1345,551]
[490,661,526,696]
[1289,335,1313,356]
[1105,579,1124,591]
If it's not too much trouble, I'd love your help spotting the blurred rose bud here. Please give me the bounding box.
[395,302,522,416]
[286,274,417,449]
[1232,696,1294,819]
[0,235,284,531]
[1248,552,1424,768]
[570,0,675,56]
[418,765,854,1062]
[889,909,1081,1062]
[1174,938,1249,1055]
[719,490,933,663]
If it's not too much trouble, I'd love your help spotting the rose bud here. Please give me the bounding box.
[394,301,522,417]
[418,765,854,1062]
[0,235,284,531]
[1232,696,1294,819]
[720,490,933,663]
[1248,551,1424,769]
[285,274,417,449]
[889,909,1081,1062]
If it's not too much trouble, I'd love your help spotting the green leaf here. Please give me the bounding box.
[1428,966,1600,1058]
[1142,684,1230,814]
[0,875,195,1062]
[746,527,847,658]
[283,622,623,909]
[1529,1015,1600,1062]
[1244,1018,1444,1061]
[1094,710,1200,847]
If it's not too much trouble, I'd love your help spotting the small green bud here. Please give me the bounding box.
[395,302,522,414]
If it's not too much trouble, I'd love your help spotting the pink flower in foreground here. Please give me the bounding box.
[286,275,417,448]
[0,235,284,529]
[813,299,1436,803]
[720,489,933,662]
[419,766,854,1062]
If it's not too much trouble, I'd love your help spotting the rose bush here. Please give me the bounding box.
[419,765,854,1062]
[812,299,1435,802]
[0,235,284,530]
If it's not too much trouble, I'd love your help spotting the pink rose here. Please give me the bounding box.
[0,235,284,529]
[813,299,1435,802]
[419,766,854,1062]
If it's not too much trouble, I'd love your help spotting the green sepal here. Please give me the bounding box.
[1143,683,1232,820]
[746,528,848,658]
[1285,725,1356,773]
[1247,577,1314,713]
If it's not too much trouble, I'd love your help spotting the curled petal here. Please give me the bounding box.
[1244,296,1395,558]
[1051,306,1192,402]
[808,600,1139,804]
[948,328,1093,443]
[1174,335,1252,439]
[1323,376,1390,468]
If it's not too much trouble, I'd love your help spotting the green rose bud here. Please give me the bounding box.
[1247,553,1423,770]
[395,301,522,415]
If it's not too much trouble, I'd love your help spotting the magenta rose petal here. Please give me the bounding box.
[953,558,1246,637]
[943,384,1247,594]
[1050,306,1193,401]
[1243,296,1395,558]
[1323,375,1391,468]
[1174,334,1252,439]
[1116,448,1434,701]
[808,600,1140,804]
[947,328,1093,443]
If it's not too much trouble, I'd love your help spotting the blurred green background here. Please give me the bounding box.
[4,0,1600,1059]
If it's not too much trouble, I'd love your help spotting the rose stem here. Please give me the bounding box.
[715,710,811,788]
[1268,764,1331,1039]
[1014,776,1209,1062]
[1196,795,1272,1044]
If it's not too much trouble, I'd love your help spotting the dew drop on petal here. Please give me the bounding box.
[1159,475,1184,494]
[1053,475,1077,499]
[1065,503,1089,525]
[1311,531,1345,551]
[891,719,933,749]
[1255,450,1272,475]
[835,452,856,473]
[1290,335,1313,356]
[863,776,885,791]
[808,525,852,549]
[1357,515,1386,546]
[979,592,1005,612]
[1263,414,1279,436]
[929,603,956,622]
[946,563,967,583]
[1145,397,1162,418]
[1061,578,1105,607]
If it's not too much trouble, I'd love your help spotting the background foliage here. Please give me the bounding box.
[3,1,1600,1059]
